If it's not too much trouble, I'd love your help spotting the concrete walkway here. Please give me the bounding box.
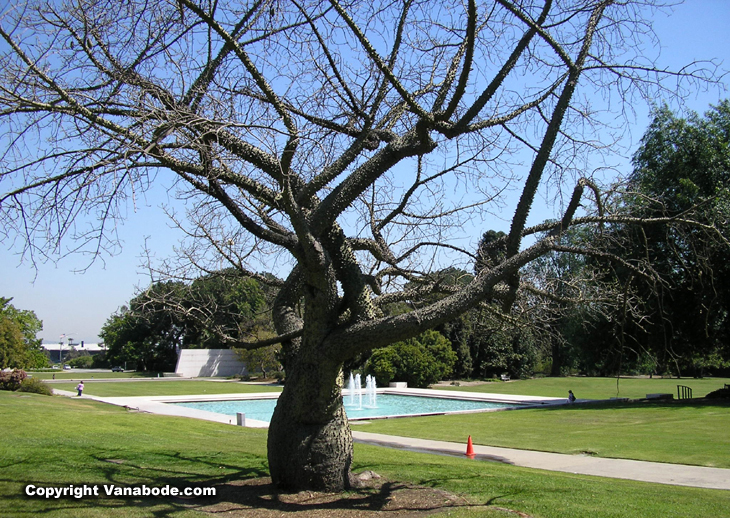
[54,389,730,491]
[351,431,730,491]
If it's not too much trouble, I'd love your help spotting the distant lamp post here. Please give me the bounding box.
[58,334,75,364]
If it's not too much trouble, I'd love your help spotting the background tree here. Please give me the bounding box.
[175,269,275,347]
[467,308,542,379]
[102,271,273,370]
[0,297,47,369]
[550,103,730,378]
[435,312,474,379]
[520,103,730,378]
[0,0,720,491]
[626,102,730,376]
[517,224,627,377]
[234,344,282,379]
[0,316,26,370]
[67,353,94,369]
[101,281,189,371]
[613,103,730,376]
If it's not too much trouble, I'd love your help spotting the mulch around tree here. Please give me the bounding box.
[193,472,533,518]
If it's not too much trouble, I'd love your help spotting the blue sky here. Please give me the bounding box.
[1,1,729,345]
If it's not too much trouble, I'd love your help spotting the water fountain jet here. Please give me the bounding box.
[347,372,356,407]
[365,375,377,408]
[354,373,362,409]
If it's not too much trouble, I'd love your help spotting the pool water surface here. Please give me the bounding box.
[171,394,517,423]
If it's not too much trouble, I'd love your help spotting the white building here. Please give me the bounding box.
[42,342,106,363]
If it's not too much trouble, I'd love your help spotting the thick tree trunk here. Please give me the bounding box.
[550,341,562,377]
[267,353,353,492]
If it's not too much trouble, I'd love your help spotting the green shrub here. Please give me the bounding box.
[92,352,109,368]
[368,347,399,385]
[0,369,27,391]
[25,349,51,369]
[68,355,94,368]
[366,330,457,388]
[17,377,53,396]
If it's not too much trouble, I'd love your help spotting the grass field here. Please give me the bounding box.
[50,380,282,397]
[30,371,168,380]
[2,391,729,518]
[437,376,730,400]
[361,399,730,468]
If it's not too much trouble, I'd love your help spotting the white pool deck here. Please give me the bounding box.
[55,387,565,428]
[53,387,730,491]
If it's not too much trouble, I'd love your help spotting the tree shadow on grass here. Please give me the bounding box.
[1,474,214,518]
[0,450,270,517]
[86,449,270,488]
[2,470,518,518]
[198,475,491,518]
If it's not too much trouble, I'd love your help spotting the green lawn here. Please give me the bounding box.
[438,376,730,400]
[0,391,266,517]
[362,399,730,468]
[2,391,729,518]
[51,380,282,397]
[30,371,169,380]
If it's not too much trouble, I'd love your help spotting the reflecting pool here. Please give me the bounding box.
[171,394,518,423]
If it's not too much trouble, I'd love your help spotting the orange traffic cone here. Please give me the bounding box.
[465,435,475,458]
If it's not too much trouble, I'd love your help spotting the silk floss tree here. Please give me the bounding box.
[0,0,720,491]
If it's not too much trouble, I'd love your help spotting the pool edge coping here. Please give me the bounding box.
[64,387,567,429]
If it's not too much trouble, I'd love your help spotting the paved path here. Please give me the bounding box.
[351,431,730,491]
[54,389,730,491]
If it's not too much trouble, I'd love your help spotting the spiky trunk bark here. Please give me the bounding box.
[267,350,352,492]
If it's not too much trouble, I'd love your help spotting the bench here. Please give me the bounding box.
[500,374,510,382]
[677,385,693,400]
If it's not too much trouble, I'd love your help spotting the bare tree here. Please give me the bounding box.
[0,0,720,491]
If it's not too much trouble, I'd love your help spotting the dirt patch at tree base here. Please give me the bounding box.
[195,475,532,518]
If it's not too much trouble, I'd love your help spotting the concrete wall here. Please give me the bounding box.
[175,349,247,378]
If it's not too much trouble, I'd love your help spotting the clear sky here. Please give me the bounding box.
[1,1,729,345]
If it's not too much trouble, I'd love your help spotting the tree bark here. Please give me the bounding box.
[550,341,562,377]
[267,350,352,492]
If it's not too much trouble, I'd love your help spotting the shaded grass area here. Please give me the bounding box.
[2,392,730,518]
[362,399,730,468]
[438,376,730,400]
[0,391,267,517]
[51,380,282,397]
